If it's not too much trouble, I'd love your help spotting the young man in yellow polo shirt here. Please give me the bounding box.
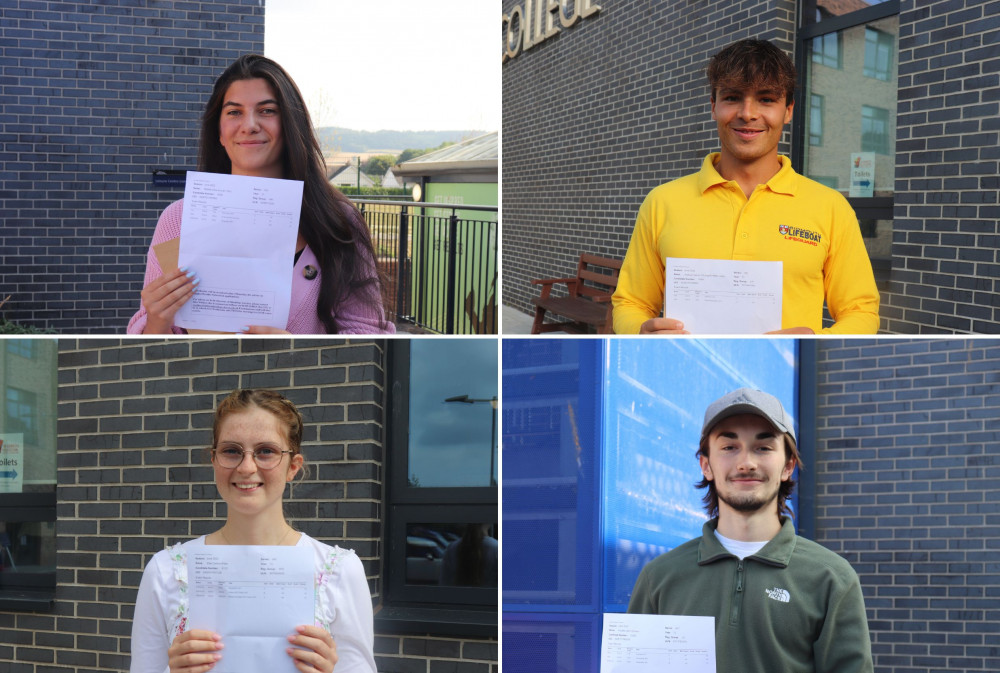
[611,39,880,334]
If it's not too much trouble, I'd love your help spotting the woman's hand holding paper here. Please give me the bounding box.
[287,625,338,673]
[141,267,198,334]
[167,629,223,673]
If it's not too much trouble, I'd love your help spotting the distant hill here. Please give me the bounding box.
[316,127,485,154]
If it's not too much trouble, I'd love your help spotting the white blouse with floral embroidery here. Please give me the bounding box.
[130,533,376,673]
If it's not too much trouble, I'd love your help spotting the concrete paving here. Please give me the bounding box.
[502,305,574,335]
[502,305,534,335]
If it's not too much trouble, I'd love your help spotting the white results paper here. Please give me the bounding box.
[600,613,716,673]
[176,171,303,332]
[187,545,313,673]
[664,257,783,334]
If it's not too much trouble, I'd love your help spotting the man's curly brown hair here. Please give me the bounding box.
[707,38,796,105]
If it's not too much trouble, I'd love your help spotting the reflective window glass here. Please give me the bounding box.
[809,93,824,146]
[810,32,841,69]
[859,219,892,260]
[407,340,497,488]
[803,12,898,265]
[804,15,897,195]
[0,339,57,608]
[803,0,895,25]
[864,27,893,81]
[862,105,891,155]
[405,522,498,587]
[384,339,499,630]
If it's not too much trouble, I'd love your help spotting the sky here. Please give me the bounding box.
[407,340,498,488]
[264,0,498,132]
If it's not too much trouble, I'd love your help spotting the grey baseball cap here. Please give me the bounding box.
[701,388,795,442]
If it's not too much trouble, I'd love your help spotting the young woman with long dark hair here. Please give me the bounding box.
[128,55,392,334]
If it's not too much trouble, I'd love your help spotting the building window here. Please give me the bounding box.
[797,3,899,272]
[5,388,38,447]
[811,32,841,69]
[809,93,824,146]
[862,105,891,155]
[5,341,35,359]
[382,339,498,636]
[864,27,893,81]
[0,339,57,611]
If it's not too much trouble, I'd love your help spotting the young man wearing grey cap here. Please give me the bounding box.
[628,388,873,673]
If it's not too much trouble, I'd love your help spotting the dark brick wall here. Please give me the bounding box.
[502,0,1000,334]
[0,1,263,333]
[816,338,1000,673]
[375,635,499,673]
[0,337,497,673]
[884,1,1000,333]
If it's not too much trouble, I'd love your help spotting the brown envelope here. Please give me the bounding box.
[153,238,231,335]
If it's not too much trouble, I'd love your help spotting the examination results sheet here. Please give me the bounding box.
[601,613,716,673]
[176,171,303,332]
[187,545,313,673]
[664,257,782,334]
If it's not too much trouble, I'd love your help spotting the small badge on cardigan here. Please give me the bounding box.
[303,265,318,280]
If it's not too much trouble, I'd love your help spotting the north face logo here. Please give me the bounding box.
[765,587,790,603]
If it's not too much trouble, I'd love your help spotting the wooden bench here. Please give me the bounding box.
[530,254,622,334]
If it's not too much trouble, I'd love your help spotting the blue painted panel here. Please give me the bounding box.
[601,339,799,612]
[502,339,603,610]
[503,612,601,673]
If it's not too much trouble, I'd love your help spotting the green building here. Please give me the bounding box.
[395,133,498,334]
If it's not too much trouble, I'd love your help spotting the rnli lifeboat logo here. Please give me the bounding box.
[778,224,821,247]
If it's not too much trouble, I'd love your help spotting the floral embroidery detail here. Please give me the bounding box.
[167,542,189,638]
[314,545,352,632]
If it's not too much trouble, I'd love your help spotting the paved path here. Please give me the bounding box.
[502,305,535,335]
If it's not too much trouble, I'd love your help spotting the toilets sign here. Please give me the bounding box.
[0,435,23,494]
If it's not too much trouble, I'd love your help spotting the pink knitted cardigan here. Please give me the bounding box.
[127,199,394,334]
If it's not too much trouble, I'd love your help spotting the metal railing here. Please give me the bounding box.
[355,199,498,334]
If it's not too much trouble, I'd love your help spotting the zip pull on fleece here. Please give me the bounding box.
[730,560,746,626]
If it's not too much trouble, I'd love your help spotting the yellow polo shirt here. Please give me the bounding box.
[612,154,880,334]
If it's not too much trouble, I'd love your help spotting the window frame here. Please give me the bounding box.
[5,387,39,446]
[861,104,892,155]
[0,339,57,611]
[810,31,842,69]
[864,26,894,82]
[379,341,498,637]
[808,93,824,147]
[795,340,818,541]
[793,0,900,277]
[5,341,36,359]
[0,493,56,612]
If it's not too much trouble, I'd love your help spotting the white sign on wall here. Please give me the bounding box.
[0,434,24,494]
[849,152,875,198]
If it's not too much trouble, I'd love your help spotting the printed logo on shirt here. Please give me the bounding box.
[765,587,791,603]
[777,224,821,247]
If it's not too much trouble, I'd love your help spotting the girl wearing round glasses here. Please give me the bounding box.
[130,389,376,673]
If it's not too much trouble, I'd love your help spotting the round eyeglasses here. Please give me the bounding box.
[212,446,292,470]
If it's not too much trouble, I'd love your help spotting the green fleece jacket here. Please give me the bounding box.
[627,518,873,673]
